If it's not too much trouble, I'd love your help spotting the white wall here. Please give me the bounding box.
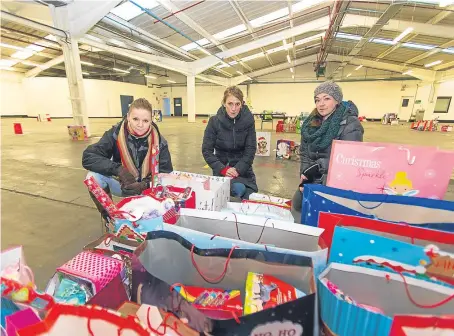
[415,81,454,121]
[163,85,248,116]
[19,77,163,118]
[0,71,27,116]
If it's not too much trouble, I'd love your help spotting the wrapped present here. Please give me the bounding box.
[248,193,292,208]
[6,308,40,336]
[276,140,294,159]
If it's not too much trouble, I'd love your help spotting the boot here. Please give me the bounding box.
[89,186,114,234]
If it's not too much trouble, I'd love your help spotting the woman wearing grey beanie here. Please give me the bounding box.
[292,81,364,219]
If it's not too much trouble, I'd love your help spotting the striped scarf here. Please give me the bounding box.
[117,119,160,186]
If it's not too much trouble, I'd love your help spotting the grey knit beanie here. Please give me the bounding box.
[314,81,343,103]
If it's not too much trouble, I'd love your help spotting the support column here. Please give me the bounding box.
[50,5,90,136]
[61,39,91,135]
[187,75,196,123]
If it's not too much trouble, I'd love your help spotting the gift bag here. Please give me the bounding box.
[17,304,151,336]
[326,140,454,199]
[176,208,328,276]
[389,315,454,335]
[6,308,40,336]
[329,227,454,289]
[318,262,454,336]
[1,246,34,286]
[276,140,294,159]
[302,184,454,232]
[256,132,271,156]
[132,230,317,335]
[248,193,292,209]
[83,235,142,299]
[221,201,294,222]
[157,171,230,211]
[318,212,454,252]
[46,251,128,309]
[143,185,196,209]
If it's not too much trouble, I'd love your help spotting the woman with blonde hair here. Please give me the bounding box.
[202,86,258,199]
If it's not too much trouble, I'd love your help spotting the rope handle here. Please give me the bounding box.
[398,146,416,165]
[191,245,238,284]
[146,306,183,336]
[229,213,273,243]
[383,267,454,309]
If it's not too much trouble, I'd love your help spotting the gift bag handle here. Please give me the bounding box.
[383,268,454,309]
[228,213,273,243]
[146,306,183,336]
[191,245,238,284]
[355,196,387,210]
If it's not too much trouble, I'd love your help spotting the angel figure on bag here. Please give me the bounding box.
[384,171,419,196]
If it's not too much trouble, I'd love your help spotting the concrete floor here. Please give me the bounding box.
[1,117,454,288]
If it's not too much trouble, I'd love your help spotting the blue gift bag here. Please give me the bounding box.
[302,184,454,232]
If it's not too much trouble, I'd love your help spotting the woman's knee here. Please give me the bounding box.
[231,182,246,197]
[86,171,107,188]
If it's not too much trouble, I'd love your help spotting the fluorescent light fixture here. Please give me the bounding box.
[167,79,176,83]
[403,70,413,75]
[250,7,289,28]
[82,72,90,75]
[0,43,26,51]
[370,38,395,46]
[0,59,18,67]
[286,54,291,63]
[110,0,159,21]
[336,32,362,41]
[145,75,157,79]
[346,73,352,77]
[442,48,454,54]
[355,65,363,70]
[181,38,209,51]
[290,68,294,73]
[241,52,265,62]
[113,67,130,73]
[424,60,442,67]
[392,27,414,44]
[11,50,35,59]
[236,71,243,75]
[213,24,246,40]
[403,42,436,50]
[81,61,94,66]
[26,44,45,52]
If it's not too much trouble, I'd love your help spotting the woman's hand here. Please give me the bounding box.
[226,167,239,178]
[299,174,307,192]
[118,166,136,186]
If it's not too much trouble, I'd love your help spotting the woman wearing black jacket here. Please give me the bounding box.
[82,98,173,220]
[202,86,258,199]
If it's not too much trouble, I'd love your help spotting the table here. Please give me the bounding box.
[253,113,288,130]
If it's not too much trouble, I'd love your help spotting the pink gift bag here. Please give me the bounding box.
[326,141,454,199]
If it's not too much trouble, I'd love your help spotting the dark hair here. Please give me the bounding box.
[222,86,244,105]
[128,98,153,115]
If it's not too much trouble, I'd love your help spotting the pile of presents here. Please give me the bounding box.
[2,141,454,335]
[411,118,453,132]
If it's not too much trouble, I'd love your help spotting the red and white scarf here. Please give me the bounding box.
[117,119,160,186]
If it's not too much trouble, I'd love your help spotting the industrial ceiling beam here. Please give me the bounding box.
[434,60,454,71]
[331,3,404,76]
[25,54,65,78]
[1,10,67,37]
[229,0,272,68]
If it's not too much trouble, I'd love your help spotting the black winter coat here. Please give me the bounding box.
[82,121,173,180]
[202,105,258,192]
[300,101,364,183]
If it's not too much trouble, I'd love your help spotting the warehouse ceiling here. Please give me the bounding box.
[1,0,453,86]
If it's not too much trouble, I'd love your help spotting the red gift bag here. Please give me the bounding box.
[389,315,454,336]
[318,212,454,251]
[143,185,196,209]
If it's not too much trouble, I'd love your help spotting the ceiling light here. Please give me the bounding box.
[403,42,435,50]
[250,7,289,28]
[336,32,362,41]
[0,43,26,51]
[236,71,243,75]
[425,60,442,67]
[346,73,352,77]
[113,67,130,73]
[442,48,454,54]
[392,27,414,44]
[213,24,246,40]
[11,50,35,59]
[167,79,176,83]
[286,54,291,63]
[81,61,94,66]
[26,44,45,52]
[82,72,90,75]
[290,68,294,73]
[355,65,363,70]
[145,75,157,79]
[403,70,413,75]
[370,38,395,46]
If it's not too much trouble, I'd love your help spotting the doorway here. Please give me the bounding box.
[120,95,134,117]
[163,98,171,116]
[399,96,414,122]
[173,97,183,116]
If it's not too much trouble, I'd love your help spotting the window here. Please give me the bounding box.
[401,99,409,107]
[434,97,452,113]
